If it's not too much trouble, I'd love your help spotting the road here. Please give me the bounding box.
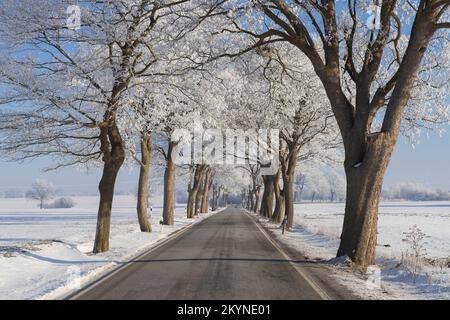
[73,207,329,300]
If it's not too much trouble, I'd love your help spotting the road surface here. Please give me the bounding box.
[73,207,330,300]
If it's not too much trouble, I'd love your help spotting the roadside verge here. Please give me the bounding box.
[245,211,358,300]
[45,208,225,300]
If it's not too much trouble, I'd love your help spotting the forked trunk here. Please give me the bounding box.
[93,120,125,254]
[337,133,395,267]
[136,134,152,232]
[163,140,177,225]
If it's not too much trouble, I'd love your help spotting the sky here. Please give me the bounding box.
[0,130,449,195]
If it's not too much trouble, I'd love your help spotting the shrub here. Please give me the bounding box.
[44,197,76,209]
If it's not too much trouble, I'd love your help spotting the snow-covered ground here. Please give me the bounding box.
[0,196,218,300]
[258,201,450,300]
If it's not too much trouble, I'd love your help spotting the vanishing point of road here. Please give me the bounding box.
[72,207,342,300]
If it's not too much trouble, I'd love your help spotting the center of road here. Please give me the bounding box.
[72,207,328,300]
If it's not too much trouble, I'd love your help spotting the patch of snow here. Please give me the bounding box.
[0,195,222,300]
[257,201,450,300]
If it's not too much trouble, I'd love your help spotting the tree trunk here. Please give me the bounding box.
[247,186,254,211]
[40,199,43,210]
[254,186,261,214]
[212,184,220,211]
[93,119,125,254]
[282,150,298,229]
[195,175,204,216]
[186,189,196,219]
[337,133,395,267]
[186,167,194,218]
[283,171,295,229]
[162,140,177,225]
[187,165,205,218]
[136,133,152,232]
[222,191,227,207]
[200,168,212,213]
[217,186,222,208]
[271,170,284,224]
[260,175,275,218]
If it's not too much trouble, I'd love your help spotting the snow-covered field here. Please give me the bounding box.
[2,196,448,300]
[0,196,217,300]
[258,201,450,300]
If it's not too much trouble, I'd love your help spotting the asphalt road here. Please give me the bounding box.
[73,207,327,300]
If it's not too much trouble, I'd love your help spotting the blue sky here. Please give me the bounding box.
[0,131,449,194]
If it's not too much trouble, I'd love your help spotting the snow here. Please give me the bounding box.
[0,195,220,300]
[2,197,449,300]
[257,201,450,300]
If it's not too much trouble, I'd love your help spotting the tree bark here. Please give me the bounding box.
[136,133,152,232]
[93,117,125,254]
[212,184,220,211]
[253,185,261,214]
[283,171,295,229]
[283,151,298,230]
[260,175,275,218]
[195,173,204,216]
[337,133,395,267]
[247,186,254,211]
[186,166,194,218]
[200,168,213,213]
[162,140,177,225]
[187,165,205,218]
[271,170,284,224]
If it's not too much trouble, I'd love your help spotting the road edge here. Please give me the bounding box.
[245,211,359,300]
[244,212,331,300]
[63,208,225,300]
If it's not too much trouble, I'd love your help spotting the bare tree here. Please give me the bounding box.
[26,179,56,209]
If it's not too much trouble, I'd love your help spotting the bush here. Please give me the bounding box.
[44,197,76,209]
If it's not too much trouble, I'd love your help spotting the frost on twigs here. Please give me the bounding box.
[402,224,429,283]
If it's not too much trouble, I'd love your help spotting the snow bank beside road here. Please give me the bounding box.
[0,196,220,300]
[256,201,450,300]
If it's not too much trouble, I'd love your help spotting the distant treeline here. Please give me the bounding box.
[382,182,450,201]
